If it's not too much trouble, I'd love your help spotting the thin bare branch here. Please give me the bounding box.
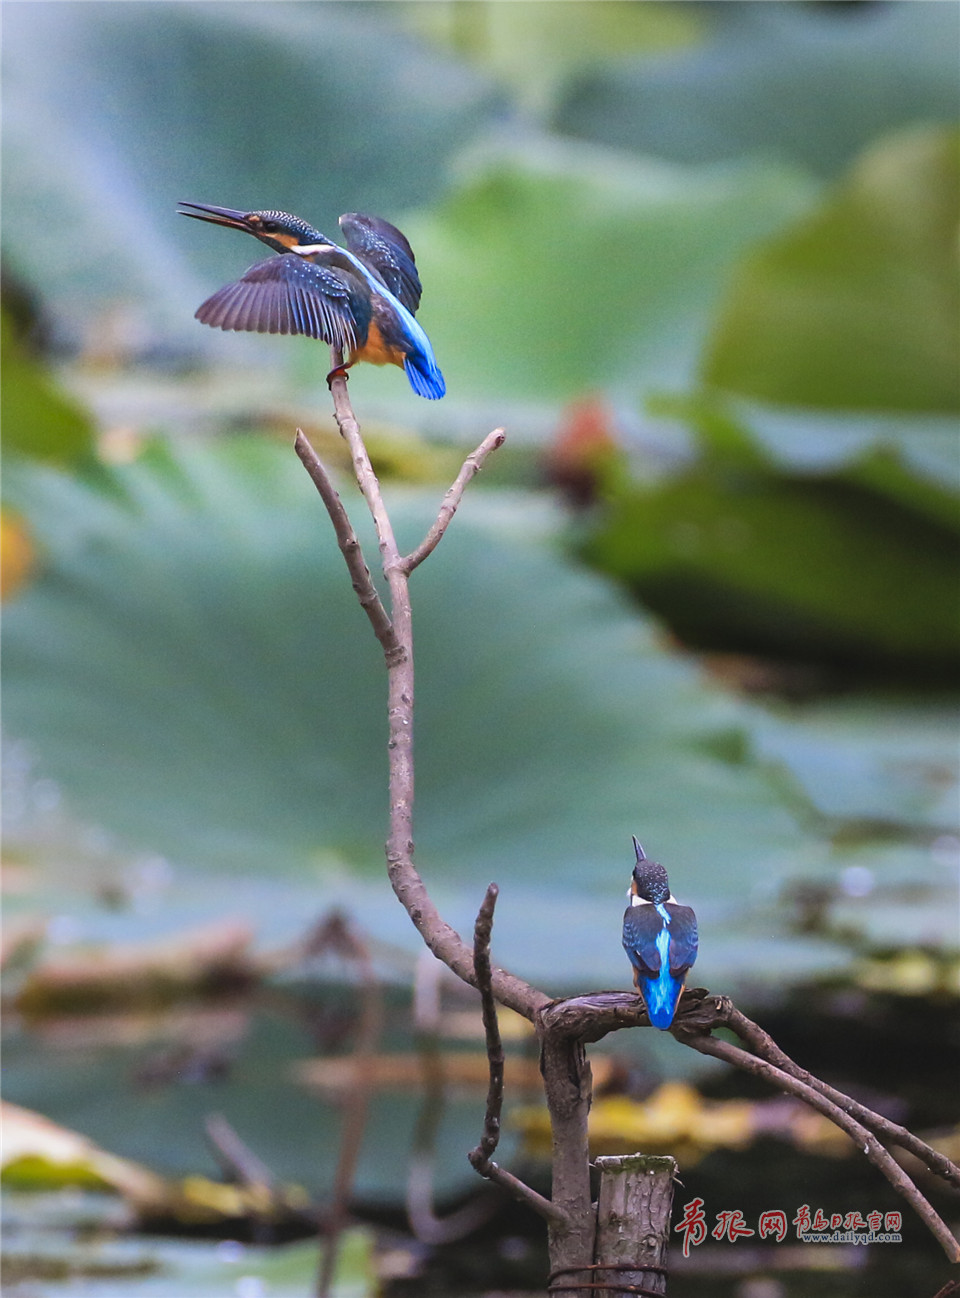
[407,952,502,1243]
[481,1158,568,1225]
[539,988,960,1261]
[294,430,401,663]
[685,1032,960,1263]
[723,1004,960,1191]
[402,429,507,574]
[466,883,569,1226]
[322,351,549,1023]
[469,885,505,1168]
[327,355,401,575]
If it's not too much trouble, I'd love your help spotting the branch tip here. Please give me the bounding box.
[403,429,508,574]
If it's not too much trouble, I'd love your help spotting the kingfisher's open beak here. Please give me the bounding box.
[177,202,254,232]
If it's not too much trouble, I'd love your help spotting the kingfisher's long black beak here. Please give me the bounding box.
[632,835,646,863]
[177,202,253,232]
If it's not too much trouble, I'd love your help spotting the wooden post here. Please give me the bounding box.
[593,1153,677,1297]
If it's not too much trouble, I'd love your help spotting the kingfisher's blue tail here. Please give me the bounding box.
[639,971,684,1030]
[404,349,446,400]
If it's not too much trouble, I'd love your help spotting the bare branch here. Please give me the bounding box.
[327,354,401,575]
[318,351,549,1023]
[684,1032,960,1263]
[294,430,401,664]
[406,952,502,1243]
[469,884,505,1169]
[402,429,507,574]
[723,1004,960,1192]
[467,884,569,1227]
[539,988,960,1261]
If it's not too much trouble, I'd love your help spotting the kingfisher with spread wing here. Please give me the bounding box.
[622,837,698,1030]
[178,202,445,399]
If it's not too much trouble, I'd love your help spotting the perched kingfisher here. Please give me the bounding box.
[178,202,445,399]
[622,837,698,1030]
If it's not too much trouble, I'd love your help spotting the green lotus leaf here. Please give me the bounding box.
[556,2,960,178]
[701,125,960,412]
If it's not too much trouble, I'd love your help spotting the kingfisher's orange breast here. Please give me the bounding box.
[353,319,406,370]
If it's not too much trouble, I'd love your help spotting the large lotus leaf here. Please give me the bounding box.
[687,399,960,520]
[555,1,960,178]
[3,437,841,990]
[649,393,960,533]
[1,1,500,347]
[752,699,960,836]
[581,460,960,678]
[397,139,815,400]
[701,125,960,412]
[402,0,702,117]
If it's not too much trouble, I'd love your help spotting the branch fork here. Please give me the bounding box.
[299,356,960,1294]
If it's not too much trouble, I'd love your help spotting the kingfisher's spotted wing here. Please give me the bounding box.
[338,213,422,315]
[194,254,372,352]
[664,903,698,976]
[621,904,664,978]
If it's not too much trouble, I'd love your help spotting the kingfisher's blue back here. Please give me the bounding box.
[622,839,698,1030]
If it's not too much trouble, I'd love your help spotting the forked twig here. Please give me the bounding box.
[402,430,506,574]
[316,359,544,1021]
[294,430,400,663]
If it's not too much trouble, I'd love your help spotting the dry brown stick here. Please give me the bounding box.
[294,430,400,663]
[469,885,505,1169]
[324,362,547,1022]
[327,354,398,578]
[723,1004,960,1191]
[402,429,506,574]
[407,953,502,1244]
[468,884,568,1226]
[685,1032,960,1263]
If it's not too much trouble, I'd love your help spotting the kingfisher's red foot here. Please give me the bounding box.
[326,364,351,389]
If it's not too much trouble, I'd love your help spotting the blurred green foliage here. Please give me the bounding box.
[552,0,960,177]
[582,392,960,678]
[703,125,960,411]
[2,0,956,972]
[0,312,95,463]
[2,440,817,979]
[404,140,814,397]
[1,5,957,1263]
